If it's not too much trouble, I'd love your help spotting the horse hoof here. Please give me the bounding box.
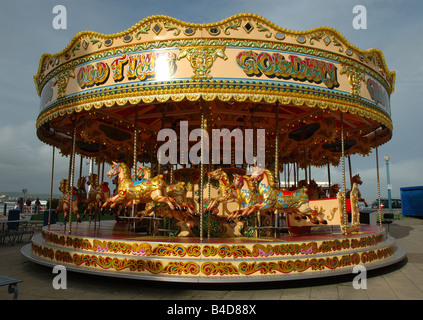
[174,206,180,211]
[182,207,187,212]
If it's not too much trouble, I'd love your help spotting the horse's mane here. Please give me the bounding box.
[243,175,256,191]
[77,176,86,188]
[117,162,131,178]
[263,169,276,188]
[143,166,152,179]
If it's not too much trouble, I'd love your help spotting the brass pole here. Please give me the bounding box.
[68,122,77,235]
[200,100,205,242]
[376,147,382,229]
[274,101,279,238]
[132,106,138,220]
[48,146,55,228]
[341,112,348,237]
[348,155,353,190]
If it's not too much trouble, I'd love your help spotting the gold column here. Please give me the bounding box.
[274,102,279,238]
[48,146,55,228]
[376,147,382,229]
[340,112,348,237]
[68,121,77,235]
[132,106,138,219]
[200,100,205,242]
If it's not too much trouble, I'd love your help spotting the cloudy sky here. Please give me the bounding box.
[0,0,422,202]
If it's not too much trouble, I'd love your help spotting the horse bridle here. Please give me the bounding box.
[109,163,120,178]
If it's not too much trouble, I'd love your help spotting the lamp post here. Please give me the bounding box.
[384,155,392,215]
[22,188,27,214]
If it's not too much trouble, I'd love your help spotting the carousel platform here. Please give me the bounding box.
[21,220,406,283]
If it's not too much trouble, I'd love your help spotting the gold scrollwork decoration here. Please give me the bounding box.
[53,67,75,99]
[177,46,228,80]
[340,64,366,96]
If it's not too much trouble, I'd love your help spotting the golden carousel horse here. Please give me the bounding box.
[225,173,262,222]
[56,178,85,222]
[249,166,327,225]
[348,174,367,207]
[135,165,197,221]
[102,162,182,212]
[83,173,110,219]
[206,168,237,215]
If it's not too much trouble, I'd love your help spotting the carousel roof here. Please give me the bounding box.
[34,13,395,168]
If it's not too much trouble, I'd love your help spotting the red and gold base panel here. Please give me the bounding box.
[22,221,406,283]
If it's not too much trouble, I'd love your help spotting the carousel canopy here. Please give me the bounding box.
[34,13,395,168]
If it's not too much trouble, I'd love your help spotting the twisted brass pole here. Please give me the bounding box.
[376,147,382,229]
[274,101,279,238]
[132,106,138,219]
[200,100,205,242]
[48,146,55,228]
[341,112,347,237]
[68,122,77,235]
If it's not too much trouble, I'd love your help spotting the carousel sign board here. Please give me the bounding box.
[38,47,391,117]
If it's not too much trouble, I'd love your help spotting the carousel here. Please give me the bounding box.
[22,13,406,283]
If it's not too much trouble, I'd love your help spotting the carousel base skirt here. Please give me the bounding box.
[21,220,406,283]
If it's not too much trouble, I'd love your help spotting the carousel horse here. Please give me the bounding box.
[102,162,181,212]
[298,179,325,199]
[249,166,327,225]
[206,168,237,215]
[76,176,87,207]
[56,178,84,222]
[109,175,127,221]
[137,165,197,216]
[329,184,340,198]
[83,173,110,219]
[348,174,367,207]
[135,165,197,221]
[225,174,262,222]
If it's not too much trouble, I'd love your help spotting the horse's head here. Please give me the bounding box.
[59,179,68,193]
[298,179,307,188]
[106,162,120,178]
[352,174,363,185]
[208,168,223,180]
[232,174,244,189]
[77,176,86,188]
[249,165,264,182]
[136,165,151,180]
[87,173,98,185]
[329,183,340,197]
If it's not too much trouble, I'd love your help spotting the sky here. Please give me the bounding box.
[0,0,422,202]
